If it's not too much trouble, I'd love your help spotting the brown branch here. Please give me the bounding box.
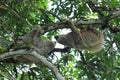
[97,7,120,11]
[43,17,120,33]
[79,51,97,80]
[43,19,105,33]
[106,10,120,21]
[76,19,104,25]
[109,25,120,33]
[79,51,87,64]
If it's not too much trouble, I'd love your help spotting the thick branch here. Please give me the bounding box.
[44,19,104,32]
[97,7,120,11]
[76,19,104,25]
[0,50,65,80]
[30,51,65,80]
[43,17,120,33]
[0,50,28,60]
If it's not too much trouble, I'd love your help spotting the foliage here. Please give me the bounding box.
[0,0,120,80]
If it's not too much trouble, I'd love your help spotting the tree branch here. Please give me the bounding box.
[97,7,120,11]
[76,19,104,25]
[0,50,65,80]
[30,51,65,80]
[79,51,87,64]
[106,10,120,21]
[109,25,120,33]
[43,17,120,33]
[0,50,28,60]
[2,5,32,27]
[43,19,104,33]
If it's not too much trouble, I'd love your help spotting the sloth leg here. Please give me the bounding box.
[66,19,79,34]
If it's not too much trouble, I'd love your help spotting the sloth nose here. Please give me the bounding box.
[55,36,59,40]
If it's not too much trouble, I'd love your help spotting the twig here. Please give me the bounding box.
[79,51,86,64]
[79,51,97,80]
[106,10,120,21]
[3,5,32,27]
[86,0,104,17]
[109,25,120,33]
[29,0,62,21]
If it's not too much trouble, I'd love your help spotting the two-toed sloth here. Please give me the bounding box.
[16,25,55,63]
[20,25,56,56]
[55,20,104,52]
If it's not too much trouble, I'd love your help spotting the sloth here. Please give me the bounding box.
[55,20,104,52]
[19,25,55,56]
[15,25,55,63]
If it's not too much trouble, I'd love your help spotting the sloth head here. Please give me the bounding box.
[55,34,75,48]
[55,35,69,45]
